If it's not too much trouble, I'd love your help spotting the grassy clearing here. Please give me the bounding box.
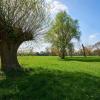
[19,56,100,77]
[0,56,100,100]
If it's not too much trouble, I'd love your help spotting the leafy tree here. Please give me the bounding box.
[46,11,80,59]
[0,0,48,71]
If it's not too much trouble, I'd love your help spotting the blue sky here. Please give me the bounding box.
[59,0,100,45]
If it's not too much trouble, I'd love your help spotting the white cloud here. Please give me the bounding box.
[89,33,100,40]
[46,0,52,3]
[49,0,68,15]
[89,34,96,39]
[88,33,100,44]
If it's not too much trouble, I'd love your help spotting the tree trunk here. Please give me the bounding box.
[70,52,73,57]
[0,41,21,71]
[60,48,65,59]
[82,44,86,57]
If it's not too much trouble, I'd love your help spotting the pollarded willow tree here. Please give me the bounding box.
[46,11,81,59]
[0,0,48,71]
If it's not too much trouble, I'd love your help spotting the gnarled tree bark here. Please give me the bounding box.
[0,32,33,71]
[0,41,20,71]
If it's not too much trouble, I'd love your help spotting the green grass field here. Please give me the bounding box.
[0,56,100,100]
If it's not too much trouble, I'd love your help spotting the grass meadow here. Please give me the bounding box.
[0,56,100,100]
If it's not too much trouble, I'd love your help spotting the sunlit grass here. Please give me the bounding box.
[18,56,100,77]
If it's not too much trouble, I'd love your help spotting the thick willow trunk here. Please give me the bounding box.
[0,41,21,71]
[0,31,33,72]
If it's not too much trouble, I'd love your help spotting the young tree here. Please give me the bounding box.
[0,0,48,71]
[46,11,80,59]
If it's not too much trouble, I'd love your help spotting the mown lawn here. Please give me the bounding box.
[0,56,100,100]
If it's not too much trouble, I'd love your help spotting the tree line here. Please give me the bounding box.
[17,41,100,57]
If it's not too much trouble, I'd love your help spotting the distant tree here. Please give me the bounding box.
[0,0,48,71]
[75,49,83,56]
[45,47,50,56]
[82,44,87,57]
[46,11,80,59]
[93,42,100,56]
[93,42,100,49]
[68,43,74,57]
[29,47,34,56]
[50,47,59,56]
[86,45,93,56]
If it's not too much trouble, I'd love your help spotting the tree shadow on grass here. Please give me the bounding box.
[62,57,100,62]
[0,68,100,100]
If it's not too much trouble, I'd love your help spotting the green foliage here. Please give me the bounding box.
[46,11,80,49]
[0,56,100,99]
[67,43,74,56]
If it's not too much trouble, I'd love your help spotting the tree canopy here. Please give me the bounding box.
[0,0,47,42]
[46,11,81,59]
